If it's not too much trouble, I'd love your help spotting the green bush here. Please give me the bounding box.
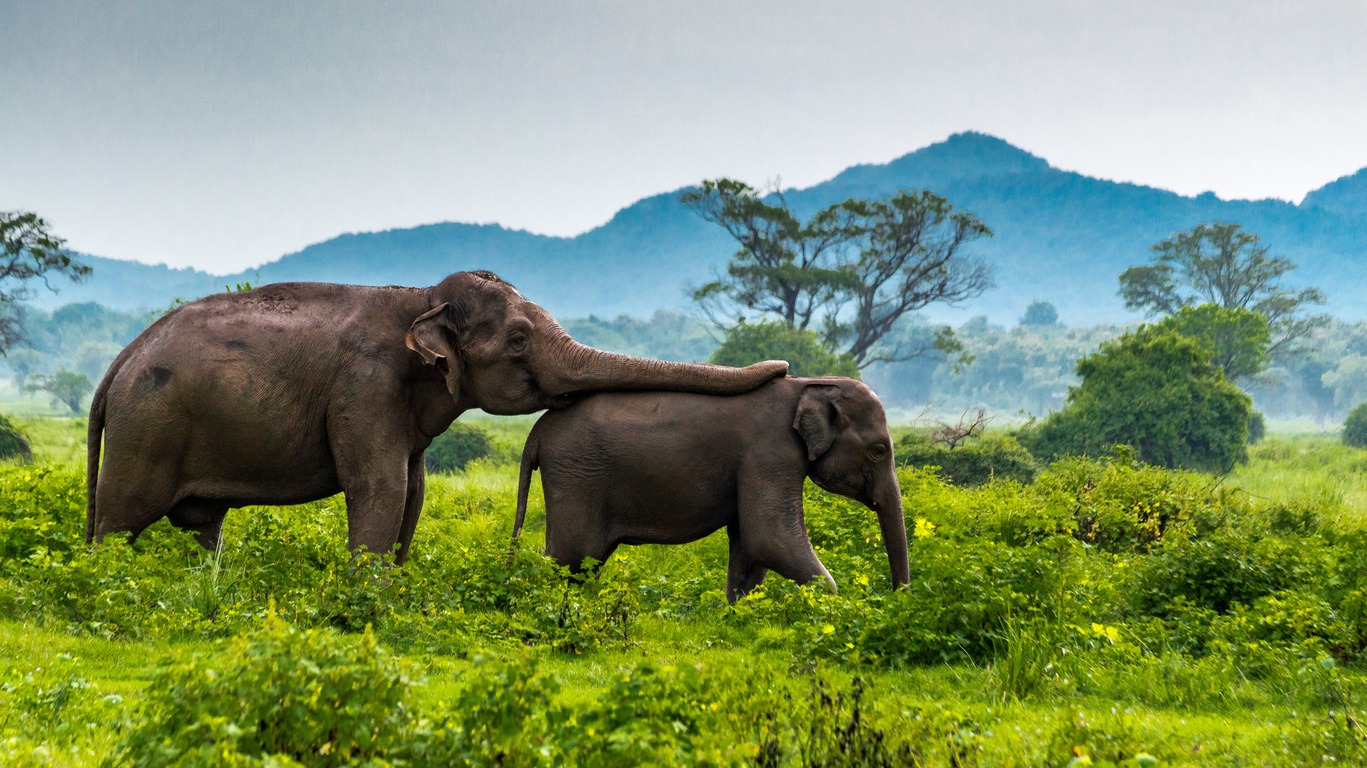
[0,414,31,463]
[710,320,860,378]
[894,430,1038,486]
[117,613,409,767]
[1343,401,1367,448]
[424,421,494,473]
[1019,327,1251,474]
[1247,411,1266,444]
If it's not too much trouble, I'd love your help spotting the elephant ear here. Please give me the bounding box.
[405,303,465,398]
[793,383,846,462]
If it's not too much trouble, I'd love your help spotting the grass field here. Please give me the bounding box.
[2,420,1366,766]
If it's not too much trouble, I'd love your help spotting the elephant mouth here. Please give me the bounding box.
[548,392,582,410]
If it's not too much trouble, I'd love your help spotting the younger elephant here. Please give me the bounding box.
[513,377,910,603]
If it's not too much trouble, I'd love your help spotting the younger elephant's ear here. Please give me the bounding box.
[405,304,464,397]
[793,383,846,462]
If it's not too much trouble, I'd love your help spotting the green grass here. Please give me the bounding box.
[1228,434,1367,520]
[3,418,1367,765]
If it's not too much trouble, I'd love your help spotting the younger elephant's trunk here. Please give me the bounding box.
[874,481,910,588]
[546,337,787,396]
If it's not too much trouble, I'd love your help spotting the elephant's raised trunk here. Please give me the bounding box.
[544,336,788,397]
[873,481,910,588]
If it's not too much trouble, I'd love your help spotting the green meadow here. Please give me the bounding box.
[2,418,1365,766]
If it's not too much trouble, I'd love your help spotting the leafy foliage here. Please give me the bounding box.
[1020,327,1252,473]
[423,421,494,473]
[117,614,408,767]
[709,321,859,378]
[1153,303,1271,382]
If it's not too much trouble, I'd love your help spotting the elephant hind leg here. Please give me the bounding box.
[544,517,618,575]
[392,454,425,565]
[167,498,230,551]
[541,485,617,574]
[92,470,178,546]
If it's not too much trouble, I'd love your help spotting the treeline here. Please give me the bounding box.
[2,303,155,391]
[6,301,1367,423]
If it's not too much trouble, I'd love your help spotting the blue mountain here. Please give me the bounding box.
[44,132,1367,325]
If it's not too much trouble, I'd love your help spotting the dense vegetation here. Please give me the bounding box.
[3,421,1367,765]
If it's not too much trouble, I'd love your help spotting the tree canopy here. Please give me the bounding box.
[1153,304,1270,382]
[0,211,92,353]
[683,180,991,367]
[1117,222,1325,358]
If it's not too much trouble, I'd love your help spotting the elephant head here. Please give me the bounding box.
[405,271,789,415]
[793,379,910,587]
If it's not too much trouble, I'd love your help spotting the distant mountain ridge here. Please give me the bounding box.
[44,132,1367,325]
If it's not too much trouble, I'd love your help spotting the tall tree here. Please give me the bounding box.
[683,179,857,331]
[26,368,94,413]
[1117,222,1326,358]
[0,211,92,353]
[683,180,991,367]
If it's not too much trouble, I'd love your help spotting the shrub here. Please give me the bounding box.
[894,430,1038,486]
[404,654,561,766]
[117,613,409,767]
[1247,411,1266,444]
[0,414,31,462]
[1019,327,1251,474]
[1343,401,1367,448]
[424,421,494,473]
[710,320,860,378]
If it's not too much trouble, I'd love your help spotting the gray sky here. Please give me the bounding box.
[4,1,1366,275]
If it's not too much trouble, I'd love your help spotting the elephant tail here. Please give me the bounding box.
[513,430,540,539]
[85,361,115,544]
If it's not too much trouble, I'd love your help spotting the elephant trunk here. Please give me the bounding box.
[543,336,787,397]
[873,480,910,588]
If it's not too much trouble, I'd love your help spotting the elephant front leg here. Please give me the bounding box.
[737,484,837,595]
[725,523,768,604]
[331,421,410,559]
[341,471,409,557]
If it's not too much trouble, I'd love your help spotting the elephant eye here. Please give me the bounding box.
[508,333,529,354]
[870,443,888,460]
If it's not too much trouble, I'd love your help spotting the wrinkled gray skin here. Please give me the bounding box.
[86,271,787,561]
[513,377,910,603]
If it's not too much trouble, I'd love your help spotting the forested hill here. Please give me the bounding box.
[50,132,1367,325]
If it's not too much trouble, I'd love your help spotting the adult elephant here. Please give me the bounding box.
[86,270,786,561]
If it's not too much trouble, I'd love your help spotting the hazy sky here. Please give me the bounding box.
[4,1,1366,275]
